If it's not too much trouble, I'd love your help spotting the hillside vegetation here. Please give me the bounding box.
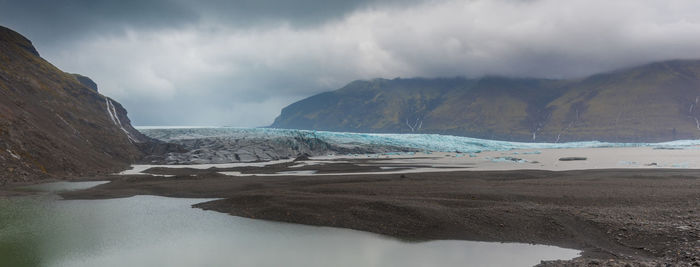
[0,26,149,184]
[272,60,700,142]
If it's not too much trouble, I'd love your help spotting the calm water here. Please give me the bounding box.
[0,182,579,267]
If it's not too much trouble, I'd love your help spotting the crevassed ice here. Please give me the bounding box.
[136,126,700,153]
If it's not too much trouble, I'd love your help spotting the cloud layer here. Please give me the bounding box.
[2,0,700,126]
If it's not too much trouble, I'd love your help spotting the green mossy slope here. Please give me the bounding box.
[272,60,700,142]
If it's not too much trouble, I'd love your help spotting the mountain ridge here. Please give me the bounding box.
[271,59,700,142]
[0,25,150,184]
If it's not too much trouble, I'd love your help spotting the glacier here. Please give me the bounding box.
[137,126,700,153]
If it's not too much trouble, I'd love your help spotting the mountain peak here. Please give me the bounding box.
[0,25,148,184]
[272,59,700,142]
[72,74,99,92]
[0,25,40,57]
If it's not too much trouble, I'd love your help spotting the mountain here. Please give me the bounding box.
[0,26,150,185]
[271,60,700,142]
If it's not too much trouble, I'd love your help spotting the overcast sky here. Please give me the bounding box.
[2,0,700,126]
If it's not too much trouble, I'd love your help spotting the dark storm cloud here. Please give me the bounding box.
[0,0,196,44]
[2,0,700,126]
[0,0,420,45]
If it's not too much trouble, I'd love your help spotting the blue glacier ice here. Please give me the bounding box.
[137,126,700,153]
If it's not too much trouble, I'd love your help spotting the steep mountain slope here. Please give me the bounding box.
[540,60,700,142]
[273,78,470,133]
[272,77,568,140]
[271,60,700,142]
[0,26,149,184]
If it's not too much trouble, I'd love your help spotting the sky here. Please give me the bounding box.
[2,0,700,127]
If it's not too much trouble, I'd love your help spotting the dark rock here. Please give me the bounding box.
[0,26,149,184]
[654,147,684,150]
[559,157,588,161]
[71,74,98,92]
[293,153,311,162]
[0,26,39,56]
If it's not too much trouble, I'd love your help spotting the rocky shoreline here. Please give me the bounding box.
[55,159,699,267]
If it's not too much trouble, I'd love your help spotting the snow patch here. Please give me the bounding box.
[105,98,136,142]
[6,149,20,160]
[219,167,474,177]
[118,159,295,176]
[105,99,117,124]
[276,170,318,175]
[56,113,79,134]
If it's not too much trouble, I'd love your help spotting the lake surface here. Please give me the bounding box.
[0,182,580,267]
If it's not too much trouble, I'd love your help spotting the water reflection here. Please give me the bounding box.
[0,182,580,267]
[21,181,109,192]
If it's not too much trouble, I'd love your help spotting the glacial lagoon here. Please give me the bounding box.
[0,182,580,267]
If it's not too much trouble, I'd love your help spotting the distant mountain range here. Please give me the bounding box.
[272,59,700,142]
[0,26,152,184]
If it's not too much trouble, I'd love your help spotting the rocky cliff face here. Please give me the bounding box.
[272,60,700,142]
[0,26,149,184]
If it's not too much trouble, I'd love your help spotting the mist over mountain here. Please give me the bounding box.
[272,60,700,142]
[4,0,700,127]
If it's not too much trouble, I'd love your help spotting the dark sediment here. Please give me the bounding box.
[57,166,700,266]
[559,157,588,161]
